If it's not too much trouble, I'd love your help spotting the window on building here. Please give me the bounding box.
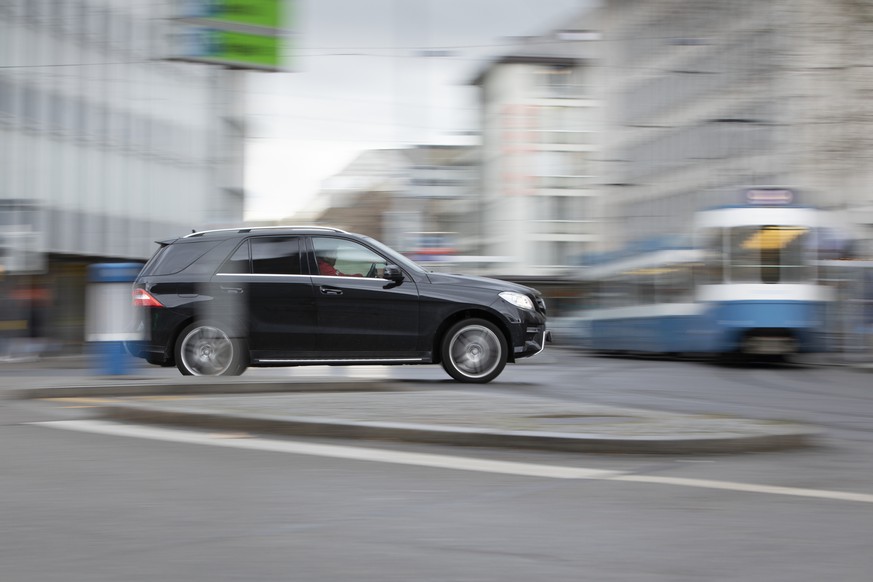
[534,196,553,221]
[534,242,555,267]
[534,65,586,98]
[22,86,42,128]
[571,196,589,221]
[0,78,11,118]
[537,66,571,91]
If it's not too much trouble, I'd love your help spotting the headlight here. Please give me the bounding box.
[499,291,534,310]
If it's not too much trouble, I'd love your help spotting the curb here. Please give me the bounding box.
[96,401,820,455]
[11,380,414,400]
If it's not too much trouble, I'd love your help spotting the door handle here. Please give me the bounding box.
[220,286,244,294]
[320,287,343,296]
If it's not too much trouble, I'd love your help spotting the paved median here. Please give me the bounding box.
[18,381,821,455]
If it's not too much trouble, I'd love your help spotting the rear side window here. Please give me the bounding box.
[218,240,251,274]
[140,240,223,276]
[251,237,303,275]
[138,245,170,277]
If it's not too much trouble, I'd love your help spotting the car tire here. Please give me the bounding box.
[174,322,248,377]
[440,318,507,383]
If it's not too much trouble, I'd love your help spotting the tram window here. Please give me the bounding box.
[602,279,623,308]
[636,274,656,305]
[616,278,634,307]
[699,228,725,284]
[659,264,693,303]
[778,226,812,282]
[729,225,811,284]
[730,227,761,283]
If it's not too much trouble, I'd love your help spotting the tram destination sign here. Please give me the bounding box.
[745,188,795,206]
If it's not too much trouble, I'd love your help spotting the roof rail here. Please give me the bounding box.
[184,225,349,238]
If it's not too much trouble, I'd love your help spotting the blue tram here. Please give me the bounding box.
[578,190,846,356]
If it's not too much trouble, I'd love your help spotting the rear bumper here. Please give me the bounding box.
[125,339,173,364]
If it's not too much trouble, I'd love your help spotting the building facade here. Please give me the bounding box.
[313,148,409,243]
[597,0,873,249]
[312,145,479,266]
[0,0,246,351]
[388,145,478,266]
[472,32,601,278]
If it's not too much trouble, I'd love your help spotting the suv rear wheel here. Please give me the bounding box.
[174,323,247,376]
[441,319,507,383]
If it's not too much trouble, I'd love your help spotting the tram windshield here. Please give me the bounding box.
[727,225,813,283]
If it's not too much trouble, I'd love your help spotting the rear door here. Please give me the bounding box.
[212,236,317,359]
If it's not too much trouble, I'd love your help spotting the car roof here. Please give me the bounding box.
[182,226,350,239]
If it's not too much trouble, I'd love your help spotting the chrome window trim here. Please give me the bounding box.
[214,273,311,278]
[311,275,390,282]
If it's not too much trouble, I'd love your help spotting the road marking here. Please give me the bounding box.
[33,420,622,480]
[612,475,873,504]
[44,397,113,403]
[131,396,194,401]
[33,420,873,505]
[43,397,112,409]
[207,432,255,439]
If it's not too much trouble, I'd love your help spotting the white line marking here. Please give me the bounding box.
[33,420,873,504]
[34,420,621,480]
[612,475,873,504]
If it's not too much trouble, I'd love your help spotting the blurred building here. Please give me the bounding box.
[471,21,601,278]
[313,145,478,263]
[0,0,246,351]
[597,0,873,248]
[314,149,409,243]
[386,145,478,266]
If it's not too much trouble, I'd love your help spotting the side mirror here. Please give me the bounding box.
[383,264,404,283]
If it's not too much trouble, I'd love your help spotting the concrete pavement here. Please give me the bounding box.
[6,364,821,454]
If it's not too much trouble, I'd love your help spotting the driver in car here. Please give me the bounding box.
[316,249,363,277]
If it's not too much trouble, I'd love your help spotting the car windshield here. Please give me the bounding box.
[359,235,427,274]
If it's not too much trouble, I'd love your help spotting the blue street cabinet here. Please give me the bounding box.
[86,263,143,375]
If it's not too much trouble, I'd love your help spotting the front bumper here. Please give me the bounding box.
[515,325,551,359]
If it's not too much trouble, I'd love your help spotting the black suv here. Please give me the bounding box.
[129,226,549,383]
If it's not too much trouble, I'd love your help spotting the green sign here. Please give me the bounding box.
[207,0,282,29]
[172,0,287,71]
[210,29,281,68]
[172,27,283,69]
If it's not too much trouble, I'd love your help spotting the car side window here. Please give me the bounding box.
[251,237,303,275]
[144,240,223,276]
[218,240,251,274]
[313,237,387,278]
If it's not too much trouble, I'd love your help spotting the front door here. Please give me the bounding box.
[309,236,420,357]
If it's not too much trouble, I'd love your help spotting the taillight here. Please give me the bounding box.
[132,288,164,308]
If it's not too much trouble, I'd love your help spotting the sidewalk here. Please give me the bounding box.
[9,372,820,455]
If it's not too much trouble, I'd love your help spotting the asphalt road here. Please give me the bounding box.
[3,350,873,581]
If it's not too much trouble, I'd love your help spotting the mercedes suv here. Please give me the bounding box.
[129,226,549,383]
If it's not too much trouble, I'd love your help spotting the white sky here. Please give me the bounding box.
[244,0,590,221]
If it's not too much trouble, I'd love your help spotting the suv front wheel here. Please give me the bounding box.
[441,319,507,383]
[174,322,248,376]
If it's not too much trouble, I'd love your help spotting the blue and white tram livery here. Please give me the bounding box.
[579,192,843,356]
